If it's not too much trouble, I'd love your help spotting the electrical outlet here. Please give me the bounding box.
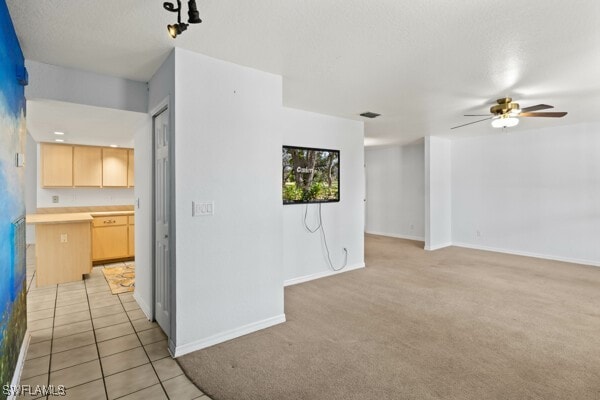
[60,234,68,243]
[52,195,59,203]
[193,201,214,217]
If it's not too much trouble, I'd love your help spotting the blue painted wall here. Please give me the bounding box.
[0,0,27,395]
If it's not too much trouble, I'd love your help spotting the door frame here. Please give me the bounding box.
[150,96,177,355]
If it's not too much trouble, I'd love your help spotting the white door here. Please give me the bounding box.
[154,108,170,335]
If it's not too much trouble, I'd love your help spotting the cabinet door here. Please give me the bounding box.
[73,146,102,187]
[128,224,135,257]
[102,148,128,187]
[93,225,129,261]
[128,149,135,187]
[41,144,73,187]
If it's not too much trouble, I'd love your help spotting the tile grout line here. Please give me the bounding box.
[116,292,172,400]
[83,276,111,400]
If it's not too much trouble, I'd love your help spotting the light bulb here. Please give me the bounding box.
[491,116,519,128]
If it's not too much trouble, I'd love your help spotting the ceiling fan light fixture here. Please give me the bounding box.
[491,116,519,128]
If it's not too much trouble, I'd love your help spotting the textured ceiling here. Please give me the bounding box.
[7,1,600,146]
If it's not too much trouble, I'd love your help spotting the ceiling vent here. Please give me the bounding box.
[360,112,380,119]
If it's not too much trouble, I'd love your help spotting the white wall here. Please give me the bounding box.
[452,123,600,265]
[135,50,175,332]
[425,136,452,250]
[173,48,284,355]
[132,115,152,317]
[282,108,365,284]
[365,142,424,241]
[25,132,37,243]
[25,60,148,113]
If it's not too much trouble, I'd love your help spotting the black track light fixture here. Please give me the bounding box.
[187,0,202,24]
[163,0,202,39]
[167,22,188,39]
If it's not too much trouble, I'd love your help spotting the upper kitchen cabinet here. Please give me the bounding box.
[73,145,102,187]
[127,148,134,187]
[41,143,73,187]
[103,147,129,187]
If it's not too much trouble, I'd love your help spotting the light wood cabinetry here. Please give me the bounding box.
[128,215,135,257]
[73,145,102,187]
[102,148,129,187]
[92,216,129,261]
[41,144,73,187]
[33,221,92,286]
[128,149,135,187]
[91,214,135,262]
[41,143,134,188]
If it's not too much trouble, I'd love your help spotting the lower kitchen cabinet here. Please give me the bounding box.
[92,215,129,261]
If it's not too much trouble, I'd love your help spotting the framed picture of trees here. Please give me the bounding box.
[282,146,340,204]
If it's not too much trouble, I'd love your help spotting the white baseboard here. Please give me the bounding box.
[365,231,425,242]
[453,242,600,267]
[424,242,453,251]
[173,314,286,357]
[284,263,366,287]
[133,292,153,320]
[8,331,31,400]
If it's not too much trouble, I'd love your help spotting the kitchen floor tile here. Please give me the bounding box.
[90,304,124,318]
[54,301,89,316]
[117,384,168,400]
[52,330,96,354]
[26,340,51,360]
[49,359,102,389]
[162,375,204,400]
[54,310,90,327]
[93,312,129,329]
[50,344,98,372]
[27,307,54,321]
[131,318,158,333]
[27,317,54,332]
[20,355,50,380]
[62,379,107,400]
[104,364,159,399]
[53,319,93,339]
[29,328,53,344]
[137,327,166,345]
[100,347,149,376]
[97,333,141,358]
[95,322,134,342]
[143,340,170,362]
[152,357,183,381]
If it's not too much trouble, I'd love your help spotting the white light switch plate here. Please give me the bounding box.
[193,201,214,217]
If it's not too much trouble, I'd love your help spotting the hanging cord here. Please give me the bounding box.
[303,203,348,271]
[303,204,321,233]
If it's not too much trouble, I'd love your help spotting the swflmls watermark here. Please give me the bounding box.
[3,384,66,397]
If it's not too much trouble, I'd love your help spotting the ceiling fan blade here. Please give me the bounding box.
[463,114,491,117]
[451,117,493,130]
[519,112,568,118]
[521,104,553,113]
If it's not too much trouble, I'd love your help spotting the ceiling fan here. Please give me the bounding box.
[451,97,568,130]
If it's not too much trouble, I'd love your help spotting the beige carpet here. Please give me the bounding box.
[102,264,135,294]
[178,235,600,400]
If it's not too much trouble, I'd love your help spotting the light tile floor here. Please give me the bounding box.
[20,246,209,400]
